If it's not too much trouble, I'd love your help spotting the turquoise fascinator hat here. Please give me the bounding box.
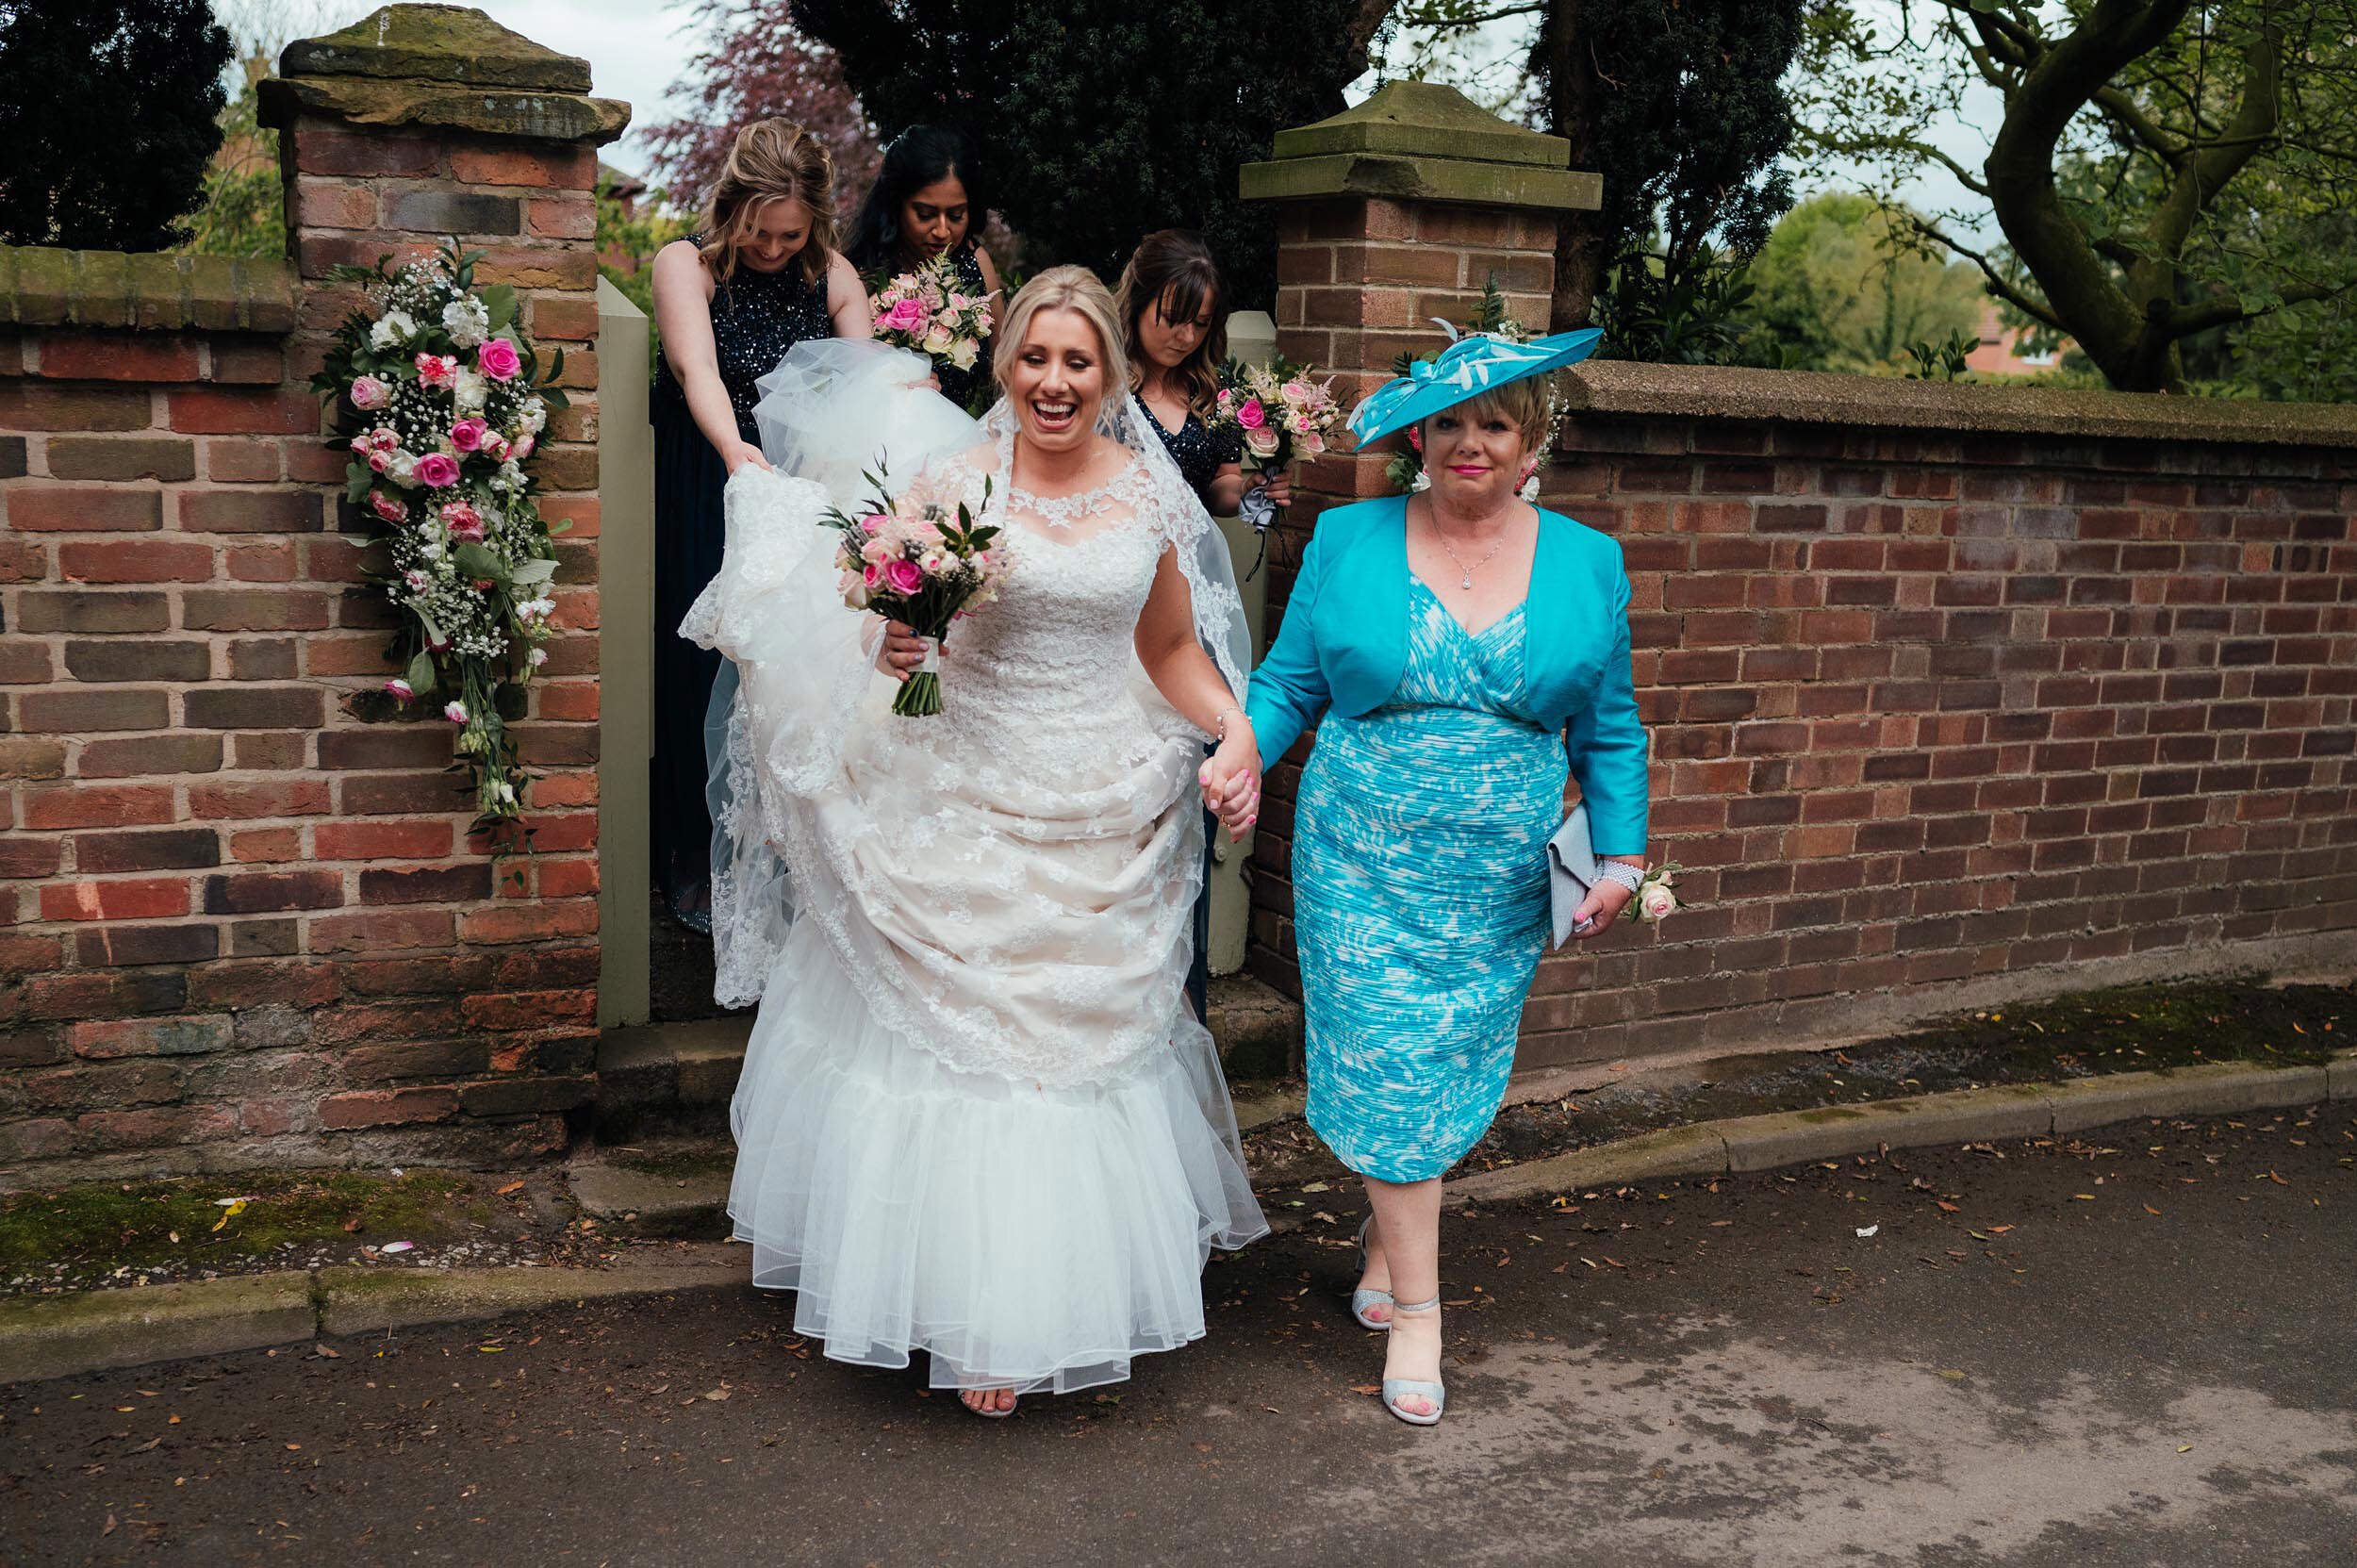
[1347,325,1603,447]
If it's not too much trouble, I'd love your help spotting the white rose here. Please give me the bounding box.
[946,338,980,371]
[1639,882,1678,922]
[922,326,953,355]
[453,368,489,412]
[387,452,420,487]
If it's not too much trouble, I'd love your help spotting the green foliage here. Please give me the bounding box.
[176,56,283,259]
[1595,246,1797,369]
[0,0,233,250]
[596,178,694,376]
[1739,192,1986,373]
[1795,1,2357,398]
[790,0,1368,307]
[1534,0,1805,354]
[1902,328,1976,382]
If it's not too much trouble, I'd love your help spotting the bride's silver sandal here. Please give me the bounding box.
[1351,1214,1394,1330]
[1380,1296,1446,1427]
[960,1387,1017,1419]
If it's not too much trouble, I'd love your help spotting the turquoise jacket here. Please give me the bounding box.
[1244,494,1651,856]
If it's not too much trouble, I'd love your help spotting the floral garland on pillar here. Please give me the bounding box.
[312,241,569,839]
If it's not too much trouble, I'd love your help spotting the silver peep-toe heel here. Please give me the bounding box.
[1350,1214,1393,1330]
[1380,1296,1446,1427]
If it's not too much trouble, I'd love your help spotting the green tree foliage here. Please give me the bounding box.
[1740,191,1985,373]
[0,0,233,251]
[177,54,283,258]
[1798,0,2357,397]
[1533,0,1805,346]
[596,179,694,376]
[789,0,1372,306]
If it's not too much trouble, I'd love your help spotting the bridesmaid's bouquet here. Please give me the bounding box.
[869,256,992,383]
[1211,355,1343,537]
[823,471,1007,718]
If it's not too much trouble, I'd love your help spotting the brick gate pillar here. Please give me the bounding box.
[1235,81,1599,990]
[244,5,630,1159]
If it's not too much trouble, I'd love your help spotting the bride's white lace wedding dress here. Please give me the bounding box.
[681,353,1266,1395]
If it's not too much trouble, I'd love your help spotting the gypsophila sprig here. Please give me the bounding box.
[312,239,570,838]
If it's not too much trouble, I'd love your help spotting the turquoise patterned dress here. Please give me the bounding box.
[1293,574,1569,1183]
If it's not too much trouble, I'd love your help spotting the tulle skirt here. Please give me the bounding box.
[728,920,1267,1395]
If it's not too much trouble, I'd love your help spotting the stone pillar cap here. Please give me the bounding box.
[1242,80,1599,212]
[259,4,630,145]
[279,4,589,91]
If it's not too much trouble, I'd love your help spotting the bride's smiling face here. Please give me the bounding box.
[1007,307,1106,452]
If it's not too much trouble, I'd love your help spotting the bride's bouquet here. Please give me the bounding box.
[869,256,991,387]
[1211,355,1343,538]
[823,472,1007,718]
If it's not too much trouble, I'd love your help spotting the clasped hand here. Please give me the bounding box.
[876,619,928,679]
[1566,877,1637,940]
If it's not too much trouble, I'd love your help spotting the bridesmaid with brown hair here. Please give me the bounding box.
[1113,230,1290,1016]
[648,119,871,933]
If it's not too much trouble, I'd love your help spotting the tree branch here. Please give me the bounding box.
[2167,278,2344,338]
[1395,1,1548,29]
[1909,217,2067,331]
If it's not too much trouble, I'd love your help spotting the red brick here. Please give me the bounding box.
[528,296,600,341]
[0,834,62,878]
[68,1015,235,1058]
[200,868,343,914]
[0,381,151,430]
[77,733,223,777]
[229,828,303,862]
[457,902,599,945]
[183,589,332,631]
[23,784,174,829]
[314,820,455,860]
[0,737,68,779]
[6,485,164,532]
[176,488,323,534]
[76,1105,239,1149]
[36,333,202,382]
[208,340,286,384]
[166,388,321,436]
[308,907,456,953]
[290,179,377,229]
[527,195,596,239]
[189,779,330,819]
[74,827,218,872]
[536,858,599,898]
[461,987,596,1032]
[74,923,221,966]
[289,127,440,178]
[41,878,191,921]
[449,143,595,189]
[46,437,197,482]
[228,542,298,582]
[58,538,214,583]
[318,1087,459,1130]
[357,863,493,904]
[204,438,282,482]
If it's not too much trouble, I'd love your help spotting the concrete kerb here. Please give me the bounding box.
[1,1249,745,1387]
[1441,1062,2336,1205]
[7,1059,2344,1384]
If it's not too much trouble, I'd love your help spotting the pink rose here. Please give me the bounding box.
[444,701,469,725]
[371,426,399,450]
[481,432,510,461]
[415,353,458,389]
[449,418,488,453]
[510,433,535,462]
[476,338,522,381]
[1236,396,1267,431]
[416,453,460,488]
[1280,379,1311,404]
[367,451,390,473]
[882,296,927,334]
[883,557,924,595]
[350,375,389,410]
[862,563,884,589]
[368,489,408,523]
[385,678,414,701]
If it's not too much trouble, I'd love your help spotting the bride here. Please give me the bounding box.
[682,266,1269,1416]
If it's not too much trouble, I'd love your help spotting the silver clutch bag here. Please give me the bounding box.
[1545,802,1603,949]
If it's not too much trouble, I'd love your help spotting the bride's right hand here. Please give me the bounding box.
[724,440,772,477]
[875,619,928,681]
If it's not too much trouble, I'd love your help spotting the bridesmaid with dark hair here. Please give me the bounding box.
[844,124,1003,413]
[649,119,870,932]
[1113,230,1290,1016]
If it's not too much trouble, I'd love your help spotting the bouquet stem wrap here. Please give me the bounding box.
[896,633,948,717]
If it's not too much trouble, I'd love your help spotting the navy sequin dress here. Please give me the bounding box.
[651,240,833,929]
[1138,392,1244,1017]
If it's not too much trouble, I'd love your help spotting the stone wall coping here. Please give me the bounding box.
[258,74,631,146]
[1566,359,2357,450]
[1241,153,1601,213]
[0,245,297,334]
[1272,79,1572,168]
[280,4,592,91]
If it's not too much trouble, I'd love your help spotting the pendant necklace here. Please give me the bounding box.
[1428,506,1507,590]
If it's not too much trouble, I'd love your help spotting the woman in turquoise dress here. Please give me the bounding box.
[1244,327,1650,1426]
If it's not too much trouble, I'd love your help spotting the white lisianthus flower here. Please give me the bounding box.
[387,452,420,487]
[441,296,490,349]
[420,540,444,561]
[519,398,547,435]
[453,368,489,413]
[369,309,417,350]
[495,780,517,804]
[527,646,548,668]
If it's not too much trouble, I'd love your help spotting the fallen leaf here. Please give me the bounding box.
[1937,1369,1967,1380]
[285,1444,301,1451]
[316,1345,341,1360]
[1299,1181,1330,1194]
[2178,1444,2194,1453]
[2073,1194,2096,1201]
[1348,1384,1380,1395]
[1935,1201,1959,1213]
[703,1387,732,1401]
[129,1437,161,1453]
[2143,1205,2162,1216]
[342,1217,362,1233]
[102,1516,117,1538]
[1986,1225,2014,1233]
[380,1241,414,1254]
[1855,1225,1880,1238]
[497,1180,526,1196]
[2267,1170,2289,1186]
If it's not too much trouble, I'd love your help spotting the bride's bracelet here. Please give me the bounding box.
[1596,862,1645,895]
[1212,705,1250,744]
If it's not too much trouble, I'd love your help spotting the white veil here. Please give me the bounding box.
[683,345,1251,1006]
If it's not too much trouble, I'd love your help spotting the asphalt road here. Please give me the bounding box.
[4,1104,2351,1567]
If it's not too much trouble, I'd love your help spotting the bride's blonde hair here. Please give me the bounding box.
[993,266,1131,411]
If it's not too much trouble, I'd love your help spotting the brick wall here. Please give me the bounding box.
[1246,369,2357,1070]
[0,42,619,1187]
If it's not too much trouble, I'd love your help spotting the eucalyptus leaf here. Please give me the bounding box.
[453,542,509,582]
[508,557,557,585]
[404,650,437,699]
